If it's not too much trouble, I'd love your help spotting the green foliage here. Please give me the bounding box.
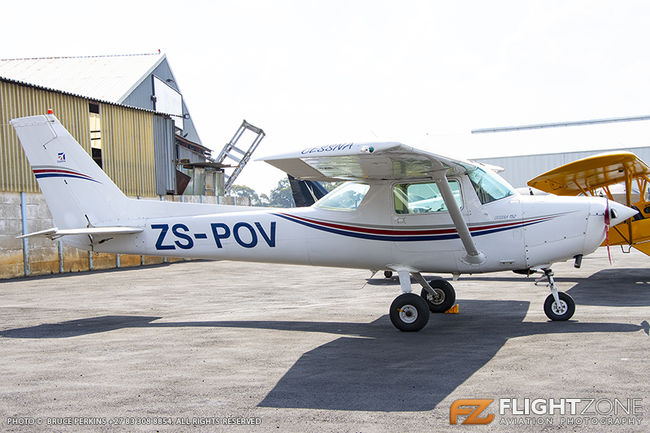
[226,178,297,208]
[269,178,295,208]
[322,181,342,192]
[228,177,337,208]
[228,184,263,206]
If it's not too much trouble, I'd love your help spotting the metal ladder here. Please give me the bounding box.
[215,120,265,193]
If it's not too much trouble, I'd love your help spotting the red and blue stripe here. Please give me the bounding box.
[274,213,559,242]
[32,166,100,183]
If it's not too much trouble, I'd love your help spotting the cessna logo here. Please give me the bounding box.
[450,399,495,425]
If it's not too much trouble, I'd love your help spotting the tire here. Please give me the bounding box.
[389,293,430,332]
[384,270,393,278]
[420,278,456,313]
[543,292,575,321]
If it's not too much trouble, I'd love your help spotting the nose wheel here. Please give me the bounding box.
[543,292,575,321]
[538,268,575,321]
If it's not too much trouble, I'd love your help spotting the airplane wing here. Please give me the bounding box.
[258,142,474,182]
[260,142,486,264]
[18,226,144,240]
[632,242,650,256]
[527,151,650,195]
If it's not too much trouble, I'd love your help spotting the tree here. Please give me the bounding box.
[269,178,295,208]
[228,184,262,206]
[322,181,342,192]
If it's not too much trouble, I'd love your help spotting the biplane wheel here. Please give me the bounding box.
[384,270,393,278]
[420,278,456,313]
[389,293,430,332]
[543,292,575,321]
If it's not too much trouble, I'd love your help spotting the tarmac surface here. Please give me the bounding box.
[0,247,648,432]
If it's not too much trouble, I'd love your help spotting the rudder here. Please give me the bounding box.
[11,114,132,229]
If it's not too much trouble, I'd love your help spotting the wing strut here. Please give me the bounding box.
[434,173,486,265]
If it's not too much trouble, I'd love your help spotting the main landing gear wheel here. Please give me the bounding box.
[543,292,575,321]
[389,293,430,332]
[384,270,393,278]
[420,278,456,313]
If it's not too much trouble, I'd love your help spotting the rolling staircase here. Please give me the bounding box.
[215,120,265,192]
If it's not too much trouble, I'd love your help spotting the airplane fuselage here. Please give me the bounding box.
[74,178,612,274]
[11,113,638,330]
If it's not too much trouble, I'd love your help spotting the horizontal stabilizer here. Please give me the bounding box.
[17,226,144,240]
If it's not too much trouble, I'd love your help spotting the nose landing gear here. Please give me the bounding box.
[537,268,575,321]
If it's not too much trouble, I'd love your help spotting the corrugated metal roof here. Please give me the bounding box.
[0,52,164,103]
[0,76,158,114]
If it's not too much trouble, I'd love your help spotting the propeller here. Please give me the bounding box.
[604,198,612,265]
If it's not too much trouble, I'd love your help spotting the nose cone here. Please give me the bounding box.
[609,201,639,226]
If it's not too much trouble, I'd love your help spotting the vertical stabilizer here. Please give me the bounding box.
[11,114,131,229]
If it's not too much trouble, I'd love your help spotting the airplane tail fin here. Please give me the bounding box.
[11,114,132,229]
[287,175,328,207]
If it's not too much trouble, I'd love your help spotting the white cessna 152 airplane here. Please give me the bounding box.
[11,114,636,332]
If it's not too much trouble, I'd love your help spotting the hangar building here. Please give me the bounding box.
[0,52,224,278]
[474,146,650,190]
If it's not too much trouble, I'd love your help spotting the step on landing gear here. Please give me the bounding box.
[537,268,575,321]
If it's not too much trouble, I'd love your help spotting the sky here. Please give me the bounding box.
[3,0,650,194]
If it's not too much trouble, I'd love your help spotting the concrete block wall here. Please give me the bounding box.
[0,192,233,279]
[0,192,24,278]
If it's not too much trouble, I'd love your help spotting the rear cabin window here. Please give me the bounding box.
[315,182,370,210]
[393,180,462,214]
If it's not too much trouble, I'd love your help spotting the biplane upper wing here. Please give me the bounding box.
[259,142,486,264]
[527,151,650,196]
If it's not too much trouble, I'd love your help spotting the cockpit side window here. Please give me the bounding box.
[467,167,515,204]
[393,180,462,214]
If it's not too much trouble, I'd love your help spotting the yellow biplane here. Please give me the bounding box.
[528,151,650,256]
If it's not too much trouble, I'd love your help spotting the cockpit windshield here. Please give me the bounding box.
[466,166,516,204]
[314,182,370,210]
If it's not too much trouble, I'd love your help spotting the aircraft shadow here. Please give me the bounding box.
[370,268,650,308]
[0,315,163,339]
[1,300,644,411]
[565,268,650,307]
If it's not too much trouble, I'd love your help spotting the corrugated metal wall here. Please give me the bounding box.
[121,59,203,146]
[1,79,161,197]
[100,103,156,196]
[153,115,176,195]
[475,146,650,188]
[0,80,91,192]
[120,76,155,111]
